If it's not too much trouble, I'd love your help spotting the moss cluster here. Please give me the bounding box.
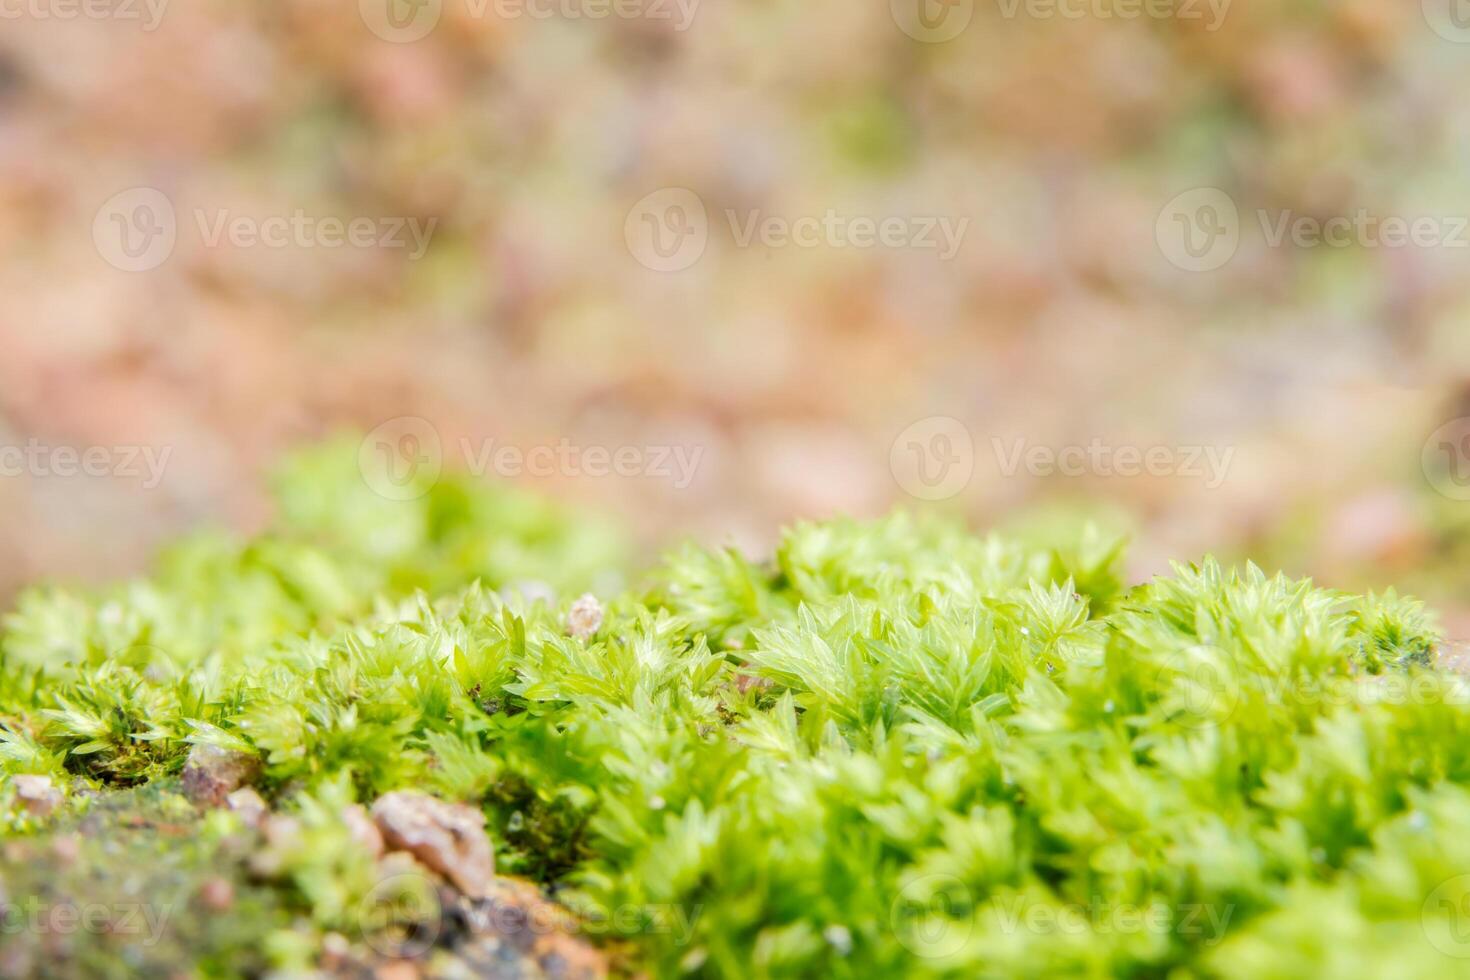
[2,444,1468,978]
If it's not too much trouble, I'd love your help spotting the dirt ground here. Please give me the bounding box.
[1,2,1469,618]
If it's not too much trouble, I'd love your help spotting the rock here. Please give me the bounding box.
[565,594,603,640]
[199,876,235,911]
[248,813,303,878]
[50,834,81,864]
[373,960,421,980]
[12,774,63,817]
[457,877,608,979]
[370,791,495,899]
[181,744,260,808]
[262,813,301,849]
[320,931,351,971]
[344,803,385,858]
[226,786,269,828]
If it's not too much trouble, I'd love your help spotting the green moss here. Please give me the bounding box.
[3,443,1470,977]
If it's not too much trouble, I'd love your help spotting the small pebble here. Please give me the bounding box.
[343,803,385,858]
[566,594,604,640]
[371,791,496,898]
[374,961,420,980]
[199,877,235,912]
[12,775,63,818]
[226,787,269,828]
[182,744,260,808]
[50,834,81,864]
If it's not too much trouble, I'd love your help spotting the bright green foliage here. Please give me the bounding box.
[3,446,1470,977]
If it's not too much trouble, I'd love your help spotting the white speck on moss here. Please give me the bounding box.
[566,593,604,640]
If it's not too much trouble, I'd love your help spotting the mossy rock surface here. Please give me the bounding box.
[3,446,1470,978]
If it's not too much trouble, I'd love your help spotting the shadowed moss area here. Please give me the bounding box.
[0,780,282,979]
[4,444,1470,978]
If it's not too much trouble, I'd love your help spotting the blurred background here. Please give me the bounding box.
[3,0,1470,624]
